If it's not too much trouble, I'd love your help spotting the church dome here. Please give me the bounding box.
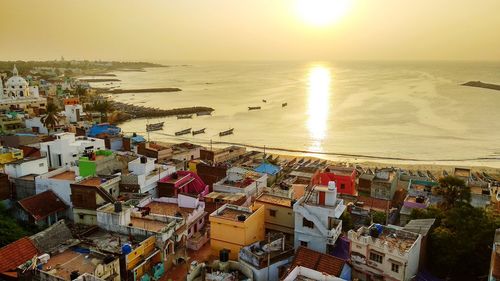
[5,76,29,88]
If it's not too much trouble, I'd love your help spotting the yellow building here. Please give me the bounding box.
[254,193,295,242]
[209,204,265,260]
[125,236,164,281]
[0,146,23,165]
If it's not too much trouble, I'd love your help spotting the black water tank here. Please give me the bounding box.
[237,214,246,222]
[114,202,122,213]
[219,249,230,262]
[140,156,147,163]
[70,270,80,280]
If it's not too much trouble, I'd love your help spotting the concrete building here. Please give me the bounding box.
[293,182,345,253]
[157,170,209,198]
[120,156,175,195]
[371,168,400,200]
[0,146,23,165]
[16,190,68,226]
[199,145,246,164]
[137,142,173,161]
[40,133,105,169]
[35,167,78,211]
[254,193,295,241]
[213,167,267,198]
[209,204,265,260]
[170,142,203,162]
[0,65,46,113]
[238,234,294,281]
[313,166,357,196]
[4,156,48,179]
[348,224,422,281]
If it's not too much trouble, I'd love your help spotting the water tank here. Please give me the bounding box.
[219,249,230,262]
[328,181,336,191]
[237,214,246,222]
[114,201,122,213]
[140,156,147,164]
[121,243,132,255]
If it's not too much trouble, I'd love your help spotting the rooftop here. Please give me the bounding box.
[403,219,436,236]
[240,235,294,268]
[355,224,420,252]
[17,190,68,221]
[211,204,255,222]
[204,191,246,202]
[42,248,112,280]
[325,166,356,176]
[289,246,345,278]
[130,217,167,232]
[144,201,194,217]
[49,170,76,181]
[76,177,105,187]
[256,193,292,208]
[0,237,39,275]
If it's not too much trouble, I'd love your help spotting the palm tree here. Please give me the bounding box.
[41,103,60,135]
[92,100,112,122]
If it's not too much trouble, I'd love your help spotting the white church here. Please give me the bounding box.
[0,65,47,112]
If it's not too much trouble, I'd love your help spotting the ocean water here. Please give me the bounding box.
[88,61,500,167]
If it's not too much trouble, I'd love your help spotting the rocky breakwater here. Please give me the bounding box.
[462,81,500,91]
[111,101,214,123]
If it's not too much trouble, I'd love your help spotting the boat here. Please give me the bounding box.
[177,114,193,119]
[146,122,164,132]
[282,102,288,107]
[248,106,261,111]
[196,111,212,116]
[219,128,234,137]
[192,128,206,135]
[262,99,267,103]
[175,128,192,136]
[418,170,426,178]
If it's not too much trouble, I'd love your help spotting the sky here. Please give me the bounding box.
[1,0,500,62]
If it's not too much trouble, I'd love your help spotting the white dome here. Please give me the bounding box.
[5,76,29,88]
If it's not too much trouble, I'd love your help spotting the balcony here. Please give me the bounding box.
[327,219,342,245]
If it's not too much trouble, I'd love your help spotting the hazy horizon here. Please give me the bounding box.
[1,0,500,62]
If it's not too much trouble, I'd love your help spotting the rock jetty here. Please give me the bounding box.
[462,81,500,91]
[111,101,213,123]
[106,88,182,94]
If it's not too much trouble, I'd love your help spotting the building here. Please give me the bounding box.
[204,191,248,215]
[313,166,357,196]
[0,66,46,113]
[358,173,375,196]
[35,167,78,212]
[238,234,294,281]
[70,175,120,225]
[120,156,175,195]
[213,167,267,198]
[209,204,265,260]
[122,236,164,281]
[200,145,246,164]
[403,219,435,271]
[0,146,23,165]
[16,190,68,226]
[137,194,208,250]
[137,142,173,161]
[348,224,422,281]
[282,246,349,281]
[157,170,209,198]
[40,132,106,168]
[0,113,24,133]
[77,149,124,177]
[0,237,39,280]
[170,142,203,162]
[4,157,48,200]
[195,162,228,191]
[187,254,254,281]
[254,193,295,241]
[371,168,399,200]
[293,182,345,253]
[254,162,281,186]
[489,229,500,281]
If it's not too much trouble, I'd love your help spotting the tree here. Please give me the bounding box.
[340,212,354,232]
[0,205,27,247]
[372,211,386,224]
[436,176,470,209]
[41,103,60,134]
[92,100,112,122]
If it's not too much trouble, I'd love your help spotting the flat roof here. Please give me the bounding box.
[77,177,103,187]
[204,192,245,202]
[49,170,76,181]
[256,194,292,208]
[130,217,166,232]
[144,201,194,217]
[42,249,105,280]
[212,205,254,221]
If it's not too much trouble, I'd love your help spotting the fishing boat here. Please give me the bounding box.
[248,106,261,111]
[219,128,234,137]
[177,114,193,119]
[196,111,212,116]
[282,102,288,107]
[175,128,192,136]
[192,128,206,135]
[146,122,164,132]
[262,99,267,103]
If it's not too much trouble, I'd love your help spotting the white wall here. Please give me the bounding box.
[4,157,48,178]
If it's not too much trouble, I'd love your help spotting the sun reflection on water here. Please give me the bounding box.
[306,66,331,151]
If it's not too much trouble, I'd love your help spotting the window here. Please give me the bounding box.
[391,263,400,273]
[39,163,44,167]
[300,241,308,247]
[369,252,383,263]
[269,209,277,217]
[302,218,314,228]
[79,214,84,220]
[340,184,345,189]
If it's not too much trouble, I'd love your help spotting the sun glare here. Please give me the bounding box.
[295,0,352,27]
[306,66,331,151]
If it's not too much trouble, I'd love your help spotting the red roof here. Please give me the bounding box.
[0,237,39,275]
[18,190,68,221]
[290,246,345,277]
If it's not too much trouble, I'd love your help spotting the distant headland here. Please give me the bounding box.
[462,81,500,91]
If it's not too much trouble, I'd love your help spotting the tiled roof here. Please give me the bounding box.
[18,190,68,221]
[290,246,345,277]
[0,237,39,275]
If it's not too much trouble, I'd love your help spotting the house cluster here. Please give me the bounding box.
[0,66,500,281]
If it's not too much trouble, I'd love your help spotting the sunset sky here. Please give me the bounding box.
[1,0,500,61]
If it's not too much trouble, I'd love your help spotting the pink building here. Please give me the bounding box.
[157,171,209,198]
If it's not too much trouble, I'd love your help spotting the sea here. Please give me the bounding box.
[85,61,500,168]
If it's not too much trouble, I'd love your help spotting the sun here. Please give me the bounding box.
[295,0,353,27]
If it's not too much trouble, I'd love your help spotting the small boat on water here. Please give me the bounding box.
[175,128,192,136]
[192,128,206,135]
[262,99,267,103]
[196,111,212,116]
[219,128,234,137]
[282,102,288,107]
[146,122,164,132]
[248,106,261,111]
[177,114,193,119]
